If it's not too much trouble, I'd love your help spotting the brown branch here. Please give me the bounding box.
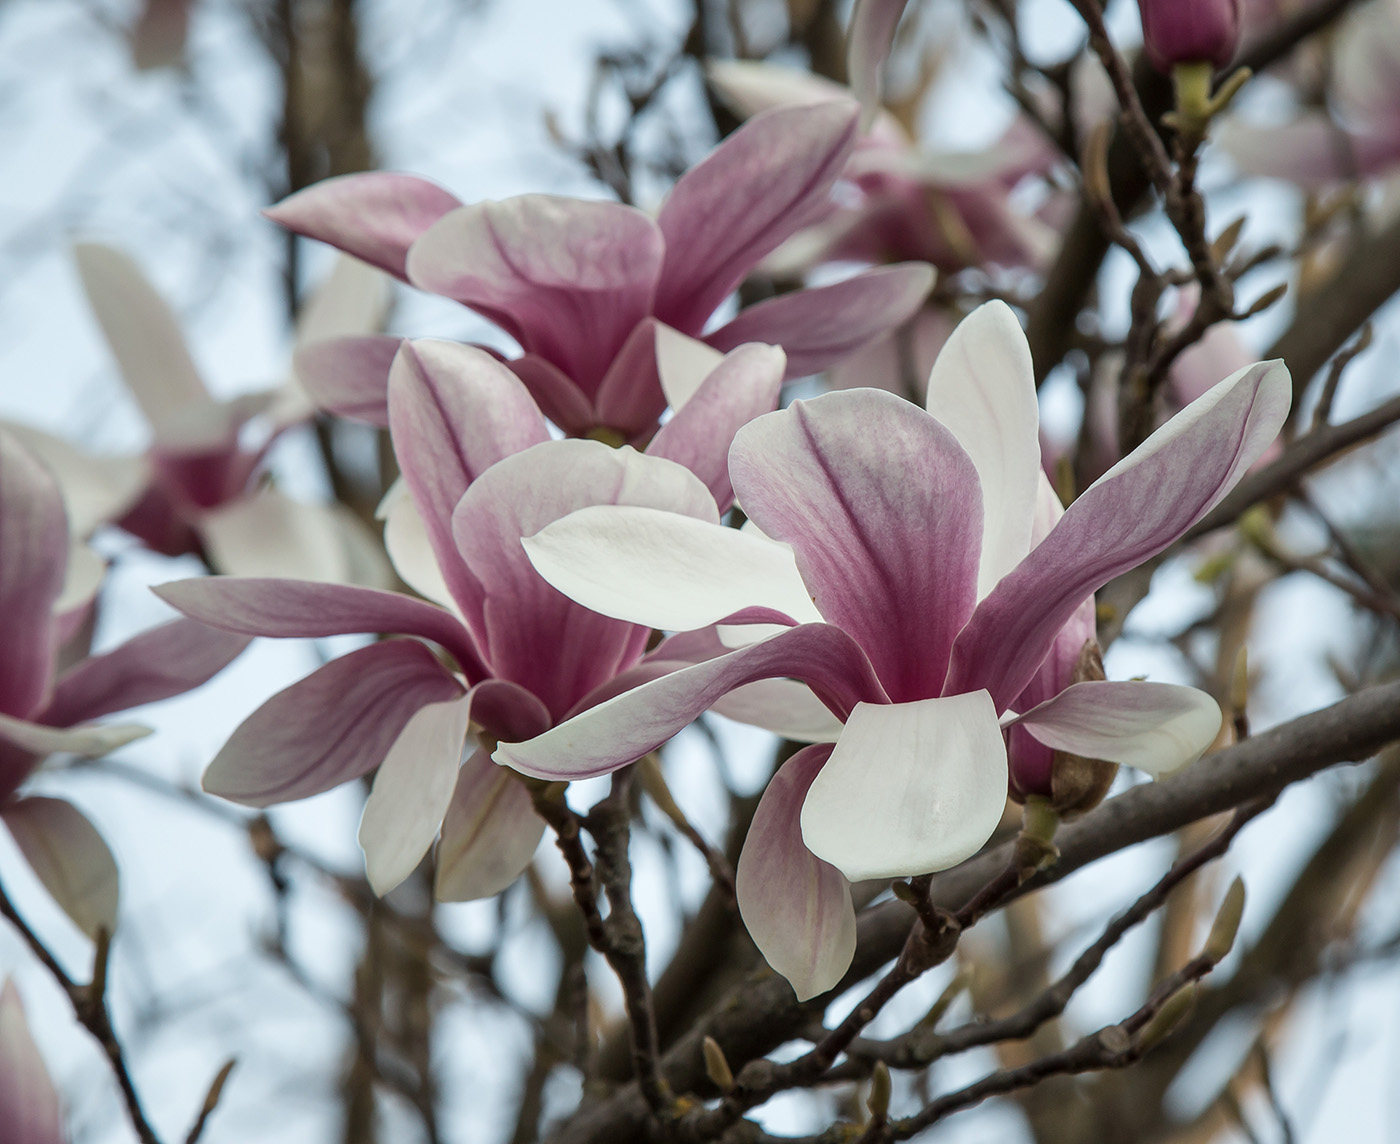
[0,882,163,1144]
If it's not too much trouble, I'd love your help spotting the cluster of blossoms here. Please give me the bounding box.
[1,24,1291,1086]
[152,100,1287,1002]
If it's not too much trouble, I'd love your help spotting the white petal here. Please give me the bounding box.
[924,301,1041,599]
[523,504,821,631]
[198,489,349,582]
[0,714,149,758]
[55,541,104,616]
[379,479,459,612]
[711,679,843,742]
[801,693,1007,881]
[655,322,724,411]
[1012,681,1223,778]
[2,797,119,940]
[294,254,392,346]
[358,694,472,896]
[434,749,545,901]
[0,422,146,536]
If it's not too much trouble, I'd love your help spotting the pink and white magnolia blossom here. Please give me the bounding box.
[268,100,933,441]
[0,980,63,1144]
[707,60,1059,277]
[154,338,783,901]
[0,429,251,938]
[1221,0,1400,186]
[5,243,390,583]
[496,302,1290,999]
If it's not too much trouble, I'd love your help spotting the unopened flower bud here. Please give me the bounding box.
[1201,876,1246,964]
[866,1060,892,1122]
[702,1036,734,1093]
[1139,0,1241,72]
[1135,982,1199,1051]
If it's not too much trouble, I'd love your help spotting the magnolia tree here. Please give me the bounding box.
[3,0,1400,1141]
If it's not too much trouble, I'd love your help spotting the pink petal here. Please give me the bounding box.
[592,318,668,438]
[43,618,250,728]
[706,263,934,379]
[0,432,67,720]
[201,639,464,806]
[1010,681,1223,778]
[730,389,983,702]
[647,343,786,509]
[847,0,910,125]
[153,576,489,682]
[494,622,887,781]
[359,693,473,895]
[406,196,665,391]
[451,441,716,719]
[507,354,596,437]
[736,744,855,1000]
[0,980,64,1144]
[948,361,1291,709]
[389,340,549,617]
[801,693,1008,880]
[435,748,546,901]
[653,101,860,333]
[0,422,147,536]
[2,796,118,940]
[293,335,402,426]
[265,173,462,279]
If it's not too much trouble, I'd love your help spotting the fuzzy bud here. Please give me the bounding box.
[1139,0,1242,72]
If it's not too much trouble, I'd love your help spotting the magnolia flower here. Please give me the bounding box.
[154,340,780,900]
[0,430,250,937]
[708,60,1059,277]
[496,302,1290,998]
[269,101,933,441]
[1221,0,1400,186]
[0,980,63,1144]
[1139,0,1242,71]
[7,243,390,583]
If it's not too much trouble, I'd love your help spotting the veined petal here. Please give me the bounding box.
[407,196,665,390]
[0,432,68,719]
[389,340,549,616]
[71,243,214,444]
[731,389,982,702]
[801,692,1007,881]
[649,341,786,509]
[265,172,462,279]
[293,335,401,426]
[153,576,488,681]
[711,678,844,742]
[202,639,464,806]
[923,301,1041,598]
[359,693,472,896]
[434,748,545,901]
[654,101,859,333]
[848,0,910,125]
[654,323,724,411]
[0,423,146,536]
[736,744,855,1000]
[1011,681,1222,778]
[706,264,934,380]
[0,713,149,759]
[948,360,1291,709]
[44,618,249,727]
[524,504,818,634]
[0,980,63,1144]
[495,623,886,781]
[2,796,118,940]
[452,441,717,718]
